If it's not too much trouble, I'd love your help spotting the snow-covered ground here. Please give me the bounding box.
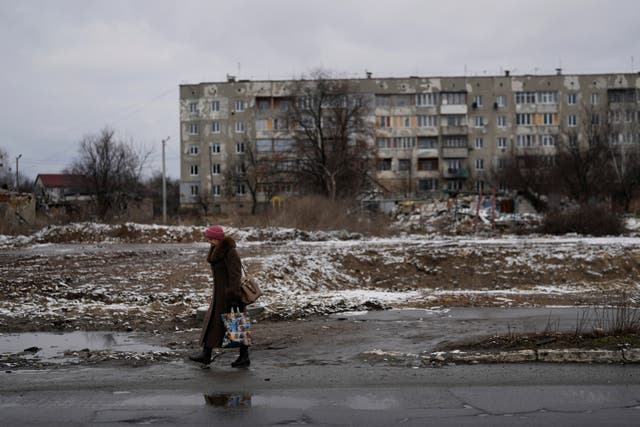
[1,222,640,331]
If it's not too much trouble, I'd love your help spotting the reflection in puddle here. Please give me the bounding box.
[0,331,169,362]
[204,393,252,408]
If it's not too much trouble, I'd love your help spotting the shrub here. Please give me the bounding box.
[539,203,625,236]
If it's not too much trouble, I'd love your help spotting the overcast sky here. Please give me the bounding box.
[1,0,639,180]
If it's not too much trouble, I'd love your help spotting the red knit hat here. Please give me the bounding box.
[205,225,224,240]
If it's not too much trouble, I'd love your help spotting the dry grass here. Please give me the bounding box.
[234,196,392,236]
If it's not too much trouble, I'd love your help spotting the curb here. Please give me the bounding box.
[361,348,640,366]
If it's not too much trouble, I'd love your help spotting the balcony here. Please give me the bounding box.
[417,148,439,158]
[441,125,468,135]
[441,147,469,158]
[442,168,469,179]
[440,104,468,115]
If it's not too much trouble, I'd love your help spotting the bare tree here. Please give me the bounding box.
[69,127,151,220]
[489,146,555,210]
[225,137,290,214]
[607,101,640,211]
[287,69,376,200]
[553,104,614,204]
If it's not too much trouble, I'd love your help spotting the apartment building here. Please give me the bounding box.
[179,72,640,211]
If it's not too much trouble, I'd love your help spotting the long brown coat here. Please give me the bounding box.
[199,236,245,348]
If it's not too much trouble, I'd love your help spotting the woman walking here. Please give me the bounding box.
[189,225,250,368]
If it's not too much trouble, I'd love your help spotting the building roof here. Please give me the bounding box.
[35,174,87,189]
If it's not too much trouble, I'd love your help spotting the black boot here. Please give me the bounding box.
[189,346,212,364]
[231,345,250,368]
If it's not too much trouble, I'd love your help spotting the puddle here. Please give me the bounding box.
[0,331,170,362]
[204,393,252,408]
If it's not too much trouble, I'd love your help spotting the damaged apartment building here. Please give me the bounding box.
[179,71,640,212]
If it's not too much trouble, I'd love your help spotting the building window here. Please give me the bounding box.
[475,138,484,149]
[279,100,290,111]
[236,184,246,195]
[591,113,601,125]
[416,93,437,106]
[188,123,199,135]
[235,122,246,133]
[537,91,559,104]
[568,115,577,127]
[188,144,199,155]
[418,158,438,171]
[496,95,506,107]
[444,137,467,148]
[212,184,221,197]
[516,114,532,125]
[235,100,245,112]
[418,178,438,191]
[210,143,221,154]
[498,158,507,169]
[189,102,198,113]
[441,92,466,105]
[211,121,220,133]
[476,180,485,192]
[257,139,272,152]
[517,134,535,146]
[236,142,245,153]
[417,115,437,128]
[473,95,483,107]
[377,138,391,149]
[376,95,391,107]
[567,93,577,105]
[591,93,599,105]
[447,180,463,191]
[189,164,199,176]
[378,116,391,127]
[274,139,293,152]
[569,135,578,147]
[474,116,485,128]
[497,137,508,149]
[542,113,556,125]
[190,184,199,196]
[258,99,270,111]
[497,116,507,128]
[515,92,536,104]
[393,137,415,148]
[541,135,555,146]
[475,159,484,170]
[211,163,221,175]
[378,158,392,171]
[398,159,411,172]
[211,100,220,112]
[417,137,437,149]
[442,115,466,126]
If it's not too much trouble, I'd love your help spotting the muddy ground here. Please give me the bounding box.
[2,229,640,369]
[2,238,639,333]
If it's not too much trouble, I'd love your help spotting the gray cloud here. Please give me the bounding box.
[1,0,639,179]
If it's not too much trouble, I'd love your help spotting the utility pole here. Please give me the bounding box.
[162,137,170,224]
[15,154,22,193]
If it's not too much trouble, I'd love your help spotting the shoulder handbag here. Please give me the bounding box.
[240,262,263,304]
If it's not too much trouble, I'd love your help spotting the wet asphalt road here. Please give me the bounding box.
[2,363,640,426]
[2,308,640,426]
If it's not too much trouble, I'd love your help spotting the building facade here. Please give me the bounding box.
[179,72,640,211]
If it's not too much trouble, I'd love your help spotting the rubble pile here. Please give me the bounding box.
[389,197,542,234]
